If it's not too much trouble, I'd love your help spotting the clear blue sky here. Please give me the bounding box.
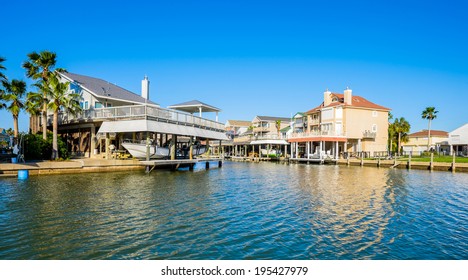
[1,0,467,133]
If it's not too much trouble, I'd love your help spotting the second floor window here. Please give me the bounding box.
[372,124,377,132]
[95,102,103,109]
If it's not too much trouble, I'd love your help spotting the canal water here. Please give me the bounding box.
[0,162,467,259]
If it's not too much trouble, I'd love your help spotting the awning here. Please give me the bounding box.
[250,139,289,145]
[97,119,228,140]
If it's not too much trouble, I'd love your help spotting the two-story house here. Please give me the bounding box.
[288,88,390,159]
[402,130,449,155]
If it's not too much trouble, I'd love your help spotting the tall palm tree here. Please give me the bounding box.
[421,107,438,152]
[393,117,411,156]
[2,79,26,138]
[22,51,66,140]
[47,74,81,160]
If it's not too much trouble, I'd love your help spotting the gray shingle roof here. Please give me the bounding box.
[60,72,158,106]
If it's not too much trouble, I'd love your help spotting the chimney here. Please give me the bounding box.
[323,88,332,106]
[141,75,150,100]
[344,87,352,105]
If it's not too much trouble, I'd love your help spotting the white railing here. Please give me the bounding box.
[289,131,346,138]
[49,105,225,131]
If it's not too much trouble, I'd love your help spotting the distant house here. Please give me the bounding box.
[292,112,306,133]
[224,120,251,140]
[402,130,450,155]
[449,123,468,156]
[0,128,10,145]
[251,115,290,138]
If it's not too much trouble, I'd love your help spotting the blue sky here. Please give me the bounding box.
[1,0,467,133]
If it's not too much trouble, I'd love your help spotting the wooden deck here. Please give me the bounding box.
[140,157,223,173]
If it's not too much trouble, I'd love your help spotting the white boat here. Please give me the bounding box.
[122,142,170,159]
[260,149,281,156]
[122,142,207,159]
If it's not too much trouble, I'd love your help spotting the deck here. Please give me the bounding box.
[140,157,223,173]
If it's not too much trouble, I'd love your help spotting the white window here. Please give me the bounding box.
[372,111,378,117]
[372,124,377,132]
[84,101,89,110]
[95,102,103,108]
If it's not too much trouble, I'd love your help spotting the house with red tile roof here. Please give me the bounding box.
[288,88,391,159]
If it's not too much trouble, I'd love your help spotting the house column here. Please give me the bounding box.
[171,135,177,160]
[189,137,194,160]
[146,132,150,161]
[105,133,110,159]
[90,125,96,158]
[199,107,202,117]
[319,141,323,160]
[216,112,219,122]
[284,144,287,158]
[295,142,299,158]
[335,141,339,159]
[306,141,310,158]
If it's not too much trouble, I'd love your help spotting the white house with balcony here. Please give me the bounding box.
[35,72,227,158]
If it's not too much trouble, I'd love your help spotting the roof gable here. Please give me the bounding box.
[60,72,159,106]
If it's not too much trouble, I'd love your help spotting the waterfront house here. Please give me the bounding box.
[402,130,449,155]
[229,115,290,157]
[224,120,251,140]
[449,123,468,156]
[32,72,227,158]
[292,112,307,133]
[288,88,390,159]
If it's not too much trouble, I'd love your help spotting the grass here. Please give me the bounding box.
[399,155,468,163]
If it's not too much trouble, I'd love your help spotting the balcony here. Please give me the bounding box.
[362,130,376,139]
[253,127,270,133]
[47,105,225,132]
[289,131,345,139]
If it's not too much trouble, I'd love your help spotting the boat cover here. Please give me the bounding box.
[97,119,229,140]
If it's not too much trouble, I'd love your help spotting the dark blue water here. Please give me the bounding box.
[0,162,467,259]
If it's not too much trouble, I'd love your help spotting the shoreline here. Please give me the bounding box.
[1,157,468,177]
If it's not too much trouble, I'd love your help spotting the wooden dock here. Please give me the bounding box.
[140,157,223,173]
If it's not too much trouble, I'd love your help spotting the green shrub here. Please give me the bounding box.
[24,132,70,160]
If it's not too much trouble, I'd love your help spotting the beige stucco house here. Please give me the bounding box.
[402,130,449,155]
[288,88,390,159]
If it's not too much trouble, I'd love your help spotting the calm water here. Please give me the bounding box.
[0,162,467,259]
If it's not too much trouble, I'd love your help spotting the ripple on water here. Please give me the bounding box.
[1,163,468,259]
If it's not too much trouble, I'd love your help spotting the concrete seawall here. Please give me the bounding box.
[335,159,468,172]
[0,159,145,177]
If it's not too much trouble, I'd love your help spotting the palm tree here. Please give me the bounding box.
[388,112,395,154]
[393,117,411,156]
[47,74,81,159]
[0,56,6,81]
[275,120,282,136]
[22,51,66,140]
[25,91,43,134]
[421,107,438,152]
[1,79,26,138]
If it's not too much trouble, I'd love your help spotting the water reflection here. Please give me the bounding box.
[0,162,467,259]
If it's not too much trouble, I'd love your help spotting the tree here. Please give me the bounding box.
[393,117,411,156]
[421,107,438,152]
[388,112,395,154]
[22,51,66,140]
[25,91,43,134]
[47,74,82,160]
[0,56,6,81]
[1,79,26,138]
[275,120,282,137]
